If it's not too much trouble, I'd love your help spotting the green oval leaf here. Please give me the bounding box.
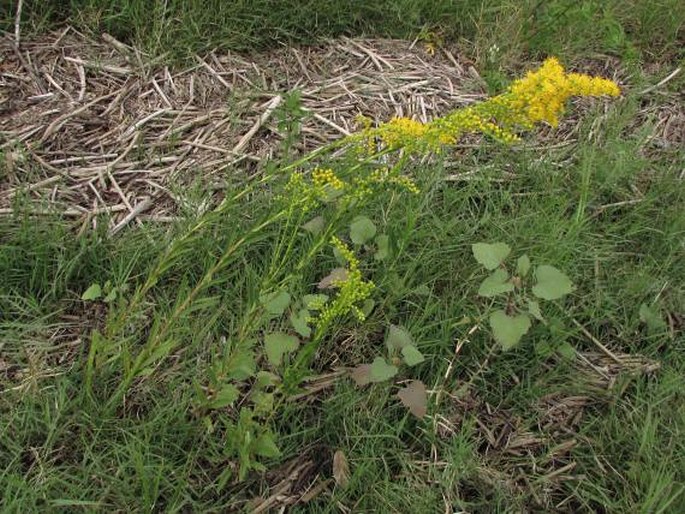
[489,310,531,350]
[81,283,102,301]
[478,269,515,297]
[302,215,324,235]
[303,294,329,310]
[209,384,240,409]
[472,242,511,270]
[264,332,299,366]
[259,290,291,316]
[290,309,312,338]
[386,324,413,353]
[369,357,398,382]
[532,265,574,300]
[401,345,425,366]
[350,216,377,245]
[516,254,531,277]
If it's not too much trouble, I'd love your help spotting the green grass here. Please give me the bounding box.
[2,1,685,512]
[2,0,683,65]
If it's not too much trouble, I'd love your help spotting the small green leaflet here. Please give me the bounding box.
[516,254,531,277]
[264,332,299,366]
[478,269,515,297]
[290,308,312,338]
[489,310,532,350]
[472,242,511,270]
[369,357,398,382]
[386,324,413,353]
[209,384,240,409]
[532,265,574,300]
[253,432,281,458]
[401,345,425,366]
[350,216,377,245]
[527,299,544,321]
[81,283,102,301]
[302,216,324,235]
[375,234,390,261]
[303,294,329,310]
[259,290,291,316]
[103,289,117,303]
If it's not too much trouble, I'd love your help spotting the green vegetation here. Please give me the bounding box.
[1,0,684,512]
[3,0,683,64]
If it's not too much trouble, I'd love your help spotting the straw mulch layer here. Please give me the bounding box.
[1,28,488,234]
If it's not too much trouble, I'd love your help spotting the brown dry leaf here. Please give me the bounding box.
[350,364,372,386]
[397,380,428,418]
[332,450,350,488]
[318,268,348,289]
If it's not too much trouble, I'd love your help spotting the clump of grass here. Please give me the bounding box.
[3,0,683,65]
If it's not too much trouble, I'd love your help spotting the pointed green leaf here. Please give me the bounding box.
[527,299,544,321]
[290,308,311,338]
[489,310,531,350]
[259,290,291,316]
[226,349,256,381]
[478,269,514,297]
[375,234,390,261]
[302,215,325,235]
[251,391,275,415]
[386,325,413,353]
[472,242,511,270]
[81,283,102,301]
[516,254,531,277]
[401,345,425,366]
[254,371,279,389]
[532,265,574,300]
[350,216,377,245]
[253,432,280,458]
[209,384,240,409]
[264,332,299,366]
[369,357,398,382]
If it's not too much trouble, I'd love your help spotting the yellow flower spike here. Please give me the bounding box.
[347,57,619,155]
[315,237,375,330]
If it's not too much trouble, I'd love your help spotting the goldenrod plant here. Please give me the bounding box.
[80,58,620,478]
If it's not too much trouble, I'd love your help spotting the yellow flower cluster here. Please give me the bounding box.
[316,237,375,329]
[490,57,621,128]
[283,165,419,212]
[312,168,345,191]
[349,167,420,201]
[349,57,620,153]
